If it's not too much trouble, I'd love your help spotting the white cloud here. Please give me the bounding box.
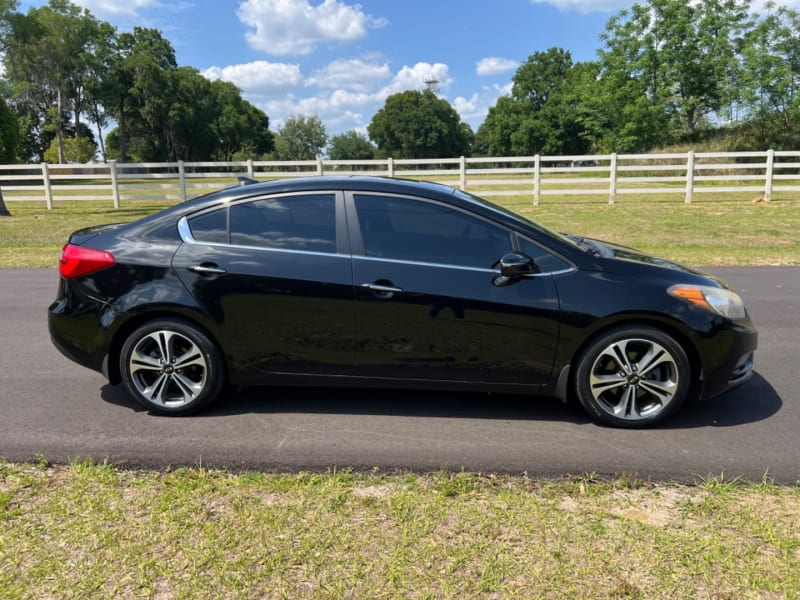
[206,58,462,135]
[70,0,162,17]
[476,57,519,77]
[237,0,388,56]
[453,83,512,122]
[306,59,391,91]
[202,61,303,96]
[529,0,633,11]
[378,62,453,99]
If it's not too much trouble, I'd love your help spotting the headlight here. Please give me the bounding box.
[668,284,747,319]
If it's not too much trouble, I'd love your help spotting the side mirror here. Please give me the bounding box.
[499,252,539,278]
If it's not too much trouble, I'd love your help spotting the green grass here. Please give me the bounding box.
[1,461,799,598]
[1,190,798,268]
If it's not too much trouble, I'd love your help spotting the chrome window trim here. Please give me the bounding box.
[177,216,346,260]
[354,254,574,277]
[179,219,577,276]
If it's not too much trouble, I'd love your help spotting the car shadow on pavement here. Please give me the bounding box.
[662,372,781,429]
[100,371,780,429]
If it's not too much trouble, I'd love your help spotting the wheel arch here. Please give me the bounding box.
[105,309,229,386]
[563,314,703,402]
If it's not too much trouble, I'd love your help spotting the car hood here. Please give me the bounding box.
[581,237,731,288]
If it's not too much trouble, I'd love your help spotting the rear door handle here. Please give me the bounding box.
[188,264,227,275]
[361,283,403,294]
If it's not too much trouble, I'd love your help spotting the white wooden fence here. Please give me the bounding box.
[0,150,798,209]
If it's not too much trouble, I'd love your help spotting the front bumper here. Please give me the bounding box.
[698,319,758,400]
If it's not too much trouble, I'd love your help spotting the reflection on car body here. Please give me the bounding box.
[49,176,757,428]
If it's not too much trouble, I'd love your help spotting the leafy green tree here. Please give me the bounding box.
[0,95,18,163]
[43,135,95,162]
[210,79,273,161]
[0,94,19,216]
[599,0,750,140]
[272,115,327,161]
[367,89,472,158]
[478,49,592,156]
[3,0,101,163]
[738,4,800,148]
[327,130,376,160]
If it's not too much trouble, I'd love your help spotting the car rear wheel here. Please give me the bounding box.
[120,318,225,415]
[574,326,691,428]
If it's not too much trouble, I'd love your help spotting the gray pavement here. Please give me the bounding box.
[0,267,797,482]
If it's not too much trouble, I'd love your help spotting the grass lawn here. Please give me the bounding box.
[1,190,797,268]
[1,461,799,599]
[2,188,798,598]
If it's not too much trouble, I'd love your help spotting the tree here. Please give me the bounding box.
[209,79,273,161]
[327,130,375,160]
[738,4,800,148]
[43,136,95,163]
[477,49,593,156]
[367,89,472,158]
[0,94,19,216]
[599,0,750,140]
[272,115,327,161]
[3,0,101,163]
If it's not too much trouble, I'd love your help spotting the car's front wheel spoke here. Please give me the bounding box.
[172,372,202,400]
[613,385,638,418]
[639,378,677,400]
[590,372,627,393]
[142,373,170,402]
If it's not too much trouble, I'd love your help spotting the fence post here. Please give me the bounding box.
[178,161,187,202]
[764,148,774,202]
[247,159,254,179]
[387,157,394,177]
[41,163,53,210]
[608,153,618,205]
[109,161,120,209]
[685,151,695,204]
[459,156,466,191]
[316,156,324,176]
[533,154,541,206]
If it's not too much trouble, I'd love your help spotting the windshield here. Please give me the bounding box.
[452,189,583,248]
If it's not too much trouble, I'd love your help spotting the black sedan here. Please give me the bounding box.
[49,176,757,427]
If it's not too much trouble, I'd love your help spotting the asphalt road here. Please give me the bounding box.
[0,267,797,482]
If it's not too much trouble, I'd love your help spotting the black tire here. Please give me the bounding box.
[573,326,691,428]
[119,318,226,415]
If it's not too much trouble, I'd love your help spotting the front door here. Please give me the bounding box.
[349,193,560,386]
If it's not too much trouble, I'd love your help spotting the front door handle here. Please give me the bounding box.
[188,264,227,275]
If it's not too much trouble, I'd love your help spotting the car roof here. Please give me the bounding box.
[207,176,458,204]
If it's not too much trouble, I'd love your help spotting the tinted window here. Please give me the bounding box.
[189,209,227,243]
[230,194,336,253]
[519,238,569,273]
[355,195,512,268]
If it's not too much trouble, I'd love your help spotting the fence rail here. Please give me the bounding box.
[1,150,798,209]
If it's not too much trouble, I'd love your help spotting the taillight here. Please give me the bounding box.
[59,244,116,279]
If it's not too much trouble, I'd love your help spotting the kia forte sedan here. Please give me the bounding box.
[49,176,757,427]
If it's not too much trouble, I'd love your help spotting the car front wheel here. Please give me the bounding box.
[119,318,225,415]
[574,326,691,428]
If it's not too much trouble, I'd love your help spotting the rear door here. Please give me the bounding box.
[172,191,356,375]
[347,192,562,386]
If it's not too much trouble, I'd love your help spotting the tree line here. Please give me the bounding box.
[1,0,799,167]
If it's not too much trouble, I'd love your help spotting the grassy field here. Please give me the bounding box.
[1,189,798,268]
[1,461,799,599]
[2,189,799,597]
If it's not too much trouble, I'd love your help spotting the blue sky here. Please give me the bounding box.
[19,0,800,136]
